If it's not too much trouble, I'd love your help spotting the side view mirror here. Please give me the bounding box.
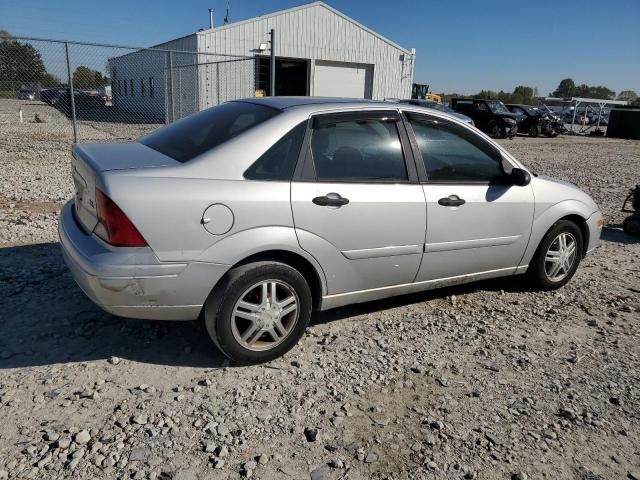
[510,167,531,187]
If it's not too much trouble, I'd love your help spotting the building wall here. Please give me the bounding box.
[108,2,414,120]
[196,2,413,101]
[109,35,198,120]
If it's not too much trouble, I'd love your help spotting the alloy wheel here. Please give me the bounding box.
[544,232,577,282]
[231,279,299,351]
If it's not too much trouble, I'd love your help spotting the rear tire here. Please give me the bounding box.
[529,220,583,290]
[204,261,312,364]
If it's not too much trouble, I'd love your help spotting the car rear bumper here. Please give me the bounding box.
[58,201,229,321]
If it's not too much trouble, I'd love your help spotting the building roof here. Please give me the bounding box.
[197,1,412,55]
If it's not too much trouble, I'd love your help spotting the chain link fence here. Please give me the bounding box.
[0,35,258,144]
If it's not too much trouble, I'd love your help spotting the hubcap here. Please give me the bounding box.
[544,232,577,282]
[231,280,299,352]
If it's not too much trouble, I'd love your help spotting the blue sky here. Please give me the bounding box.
[2,0,639,96]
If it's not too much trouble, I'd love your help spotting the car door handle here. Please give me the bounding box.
[438,195,466,207]
[312,193,349,207]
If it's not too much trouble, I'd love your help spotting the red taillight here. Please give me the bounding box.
[94,189,147,247]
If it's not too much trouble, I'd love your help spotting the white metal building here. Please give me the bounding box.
[108,1,415,120]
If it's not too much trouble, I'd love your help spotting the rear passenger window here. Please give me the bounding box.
[310,118,407,181]
[244,121,307,180]
[407,114,503,182]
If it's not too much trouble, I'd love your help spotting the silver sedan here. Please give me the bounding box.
[59,97,604,363]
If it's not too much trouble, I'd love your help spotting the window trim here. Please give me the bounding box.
[402,110,510,185]
[294,110,419,184]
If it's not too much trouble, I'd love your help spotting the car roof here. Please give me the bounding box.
[236,96,396,113]
[232,96,474,129]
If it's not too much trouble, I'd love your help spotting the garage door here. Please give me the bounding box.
[313,60,373,98]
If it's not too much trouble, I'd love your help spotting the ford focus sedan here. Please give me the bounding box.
[59,97,603,364]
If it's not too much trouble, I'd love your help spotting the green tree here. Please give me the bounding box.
[73,66,95,89]
[40,72,60,87]
[617,90,638,103]
[496,90,511,103]
[93,70,110,87]
[573,84,615,100]
[72,66,109,89]
[552,78,576,98]
[0,33,51,84]
[512,85,535,105]
[474,90,500,100]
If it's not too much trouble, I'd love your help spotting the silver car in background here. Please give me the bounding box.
[59,97,603,363]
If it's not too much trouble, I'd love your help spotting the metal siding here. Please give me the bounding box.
[108,35,198,119]
[109,3,413,117]
[195,3,412,100]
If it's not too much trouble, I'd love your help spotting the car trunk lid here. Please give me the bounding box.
[71,142,178,233]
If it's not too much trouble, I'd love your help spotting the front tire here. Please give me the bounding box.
[528,124,540,137]
[530,220,583,290]
[204,261,312,364]
[488,122,503,139]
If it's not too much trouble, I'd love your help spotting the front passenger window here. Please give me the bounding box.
[407,115,503,182]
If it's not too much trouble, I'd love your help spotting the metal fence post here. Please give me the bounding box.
[168,50,175,123]
[269,29,276,96]
[65,41,78,143]
[571,100,578,134]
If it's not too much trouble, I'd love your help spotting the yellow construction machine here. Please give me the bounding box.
[412,83,442,103]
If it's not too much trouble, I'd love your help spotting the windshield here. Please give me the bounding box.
[488,101,510,114]
[141,102,279,163]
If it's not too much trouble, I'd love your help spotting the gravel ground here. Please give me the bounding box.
[0,101,639,480]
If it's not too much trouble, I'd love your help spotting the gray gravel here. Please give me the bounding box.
[0,100,639,479]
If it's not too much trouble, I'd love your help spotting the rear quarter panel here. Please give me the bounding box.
[101,175,295,263]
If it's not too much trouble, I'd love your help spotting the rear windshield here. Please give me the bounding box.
[141,102,279,163]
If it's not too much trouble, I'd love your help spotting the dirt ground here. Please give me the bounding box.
[0,100,639,480]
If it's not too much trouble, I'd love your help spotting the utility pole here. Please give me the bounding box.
[269,29,275,96]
